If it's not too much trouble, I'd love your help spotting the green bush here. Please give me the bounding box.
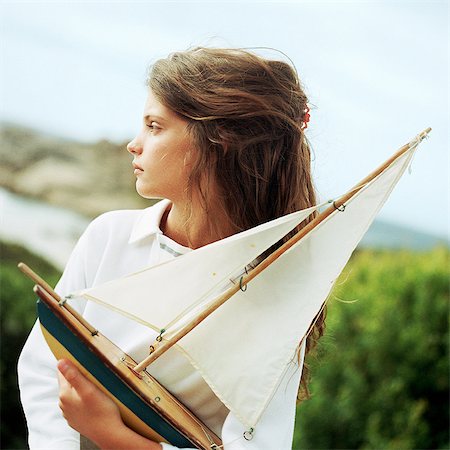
[0,241,60,449]
[294,247,449,450]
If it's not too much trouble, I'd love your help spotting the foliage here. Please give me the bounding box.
[0,241,61,449]
[293,247,449,450]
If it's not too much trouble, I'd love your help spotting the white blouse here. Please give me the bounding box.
[18,200,305,450]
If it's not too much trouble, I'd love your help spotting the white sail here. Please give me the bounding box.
[79,205,320,330]
[173,141,419,427]
[76,134,425,429]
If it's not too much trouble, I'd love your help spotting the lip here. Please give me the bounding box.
[132,162,144,173]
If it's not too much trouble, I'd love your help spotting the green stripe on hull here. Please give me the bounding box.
[37,299,194,448]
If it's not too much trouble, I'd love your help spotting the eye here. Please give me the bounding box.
[147,122,161,132]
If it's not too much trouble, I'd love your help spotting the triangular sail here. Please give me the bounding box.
[174,140,419,427]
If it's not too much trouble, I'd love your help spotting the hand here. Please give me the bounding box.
[57,359,162,450]
[57,359,122,442]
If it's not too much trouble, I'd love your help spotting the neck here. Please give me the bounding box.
[161,199,235,249]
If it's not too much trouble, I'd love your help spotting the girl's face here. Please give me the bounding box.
[127,89,195,201]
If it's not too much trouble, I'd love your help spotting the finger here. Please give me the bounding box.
[57,368,71,390]
[57,359,90,395]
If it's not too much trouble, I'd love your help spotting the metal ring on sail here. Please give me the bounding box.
[333,202,346,212]
[243,428,254,440]
[239,276,248,292]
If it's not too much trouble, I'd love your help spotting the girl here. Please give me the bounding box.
[18,47,324,449]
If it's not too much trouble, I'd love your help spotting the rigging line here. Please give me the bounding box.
[161,266,250,336]
[211,433,243,450]
[160,275,247,339]
[192,417,222,449]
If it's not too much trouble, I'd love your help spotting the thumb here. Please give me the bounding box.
[57,359,89,395]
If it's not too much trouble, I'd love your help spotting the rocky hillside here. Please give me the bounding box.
[0,123,151,218]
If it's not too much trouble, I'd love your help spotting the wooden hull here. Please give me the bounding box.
[35,286,222,449]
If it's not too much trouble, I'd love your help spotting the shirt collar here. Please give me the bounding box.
[128,199,171,244]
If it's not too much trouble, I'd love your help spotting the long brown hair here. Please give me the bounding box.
[147,47,325,400]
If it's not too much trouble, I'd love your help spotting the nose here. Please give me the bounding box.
[127,137,142,155]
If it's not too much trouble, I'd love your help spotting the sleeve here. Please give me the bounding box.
[17,221,98,450]
[160,343,306,450]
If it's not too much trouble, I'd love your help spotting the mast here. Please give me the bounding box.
[133,127,431,372]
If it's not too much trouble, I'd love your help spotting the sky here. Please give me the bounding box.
[1,0,448,238]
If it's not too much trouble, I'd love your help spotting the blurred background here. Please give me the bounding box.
[0,1,448,449]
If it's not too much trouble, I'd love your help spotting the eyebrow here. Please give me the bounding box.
[143,114,166,123]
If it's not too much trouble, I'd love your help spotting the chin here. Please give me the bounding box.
[135,182,151,199]
[137,191,154,200]
[135,186,162,201]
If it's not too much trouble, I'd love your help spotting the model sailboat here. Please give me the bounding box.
[20,128,431,449]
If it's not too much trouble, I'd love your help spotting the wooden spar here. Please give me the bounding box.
[18,262,98,336]
[134,127,431,372]
[18,262,57,295]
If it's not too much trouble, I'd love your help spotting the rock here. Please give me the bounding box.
[0,123,150,218]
